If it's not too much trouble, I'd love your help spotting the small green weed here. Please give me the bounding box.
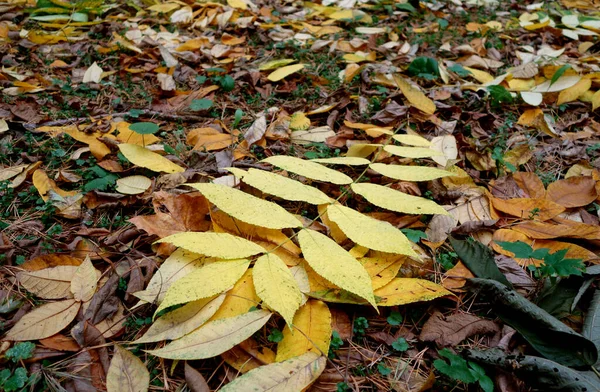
[434,349,493,392]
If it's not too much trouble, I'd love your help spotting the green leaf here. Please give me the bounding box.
[465,278,598,367]
[5,342,35,362]
[83,173,118,192]
[550,64,571,87]
[448,64,471,77]
[540,250,584,278]
[406,57,439,80]
[219,75,235,92]
[391,337,409,352]
[190,99,213,111]
[434,349,478,383]
[268,329,284,343]
[2,368,28,392]
[583,290,600,368]
[400,228,426,243]
[395,2,416,12]
[449,237,512,288]
[129,122,159,135]
[386,311,403,326]
[487,85,514,107]
[233,108,244,129]
[496,240,535,259]
[377,363,391,376]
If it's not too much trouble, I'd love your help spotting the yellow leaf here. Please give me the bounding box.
[106,345,150,392]
[220,352,326,391]
[393,75,436,114]
[146,310,271,359]
[317,204,347,244]
[135,295,225,343]
[351,183,448,215]
[227,0,248,9]
[134,249,207,304]
[17,266,78,299]
[36,125,110,159]
[5,299,81,341]
[347,143,381,158]
[369,163,455,181]
[267,64,305,82]
[463,67,494,84]
[520,92,543,106]
[556,78,592,105]
[327,204,417,256]
[156,232,265,259]
[384,145,443,158]
[227,168,332,205]
[70,256,98,302]
[361,255,406,290]
[276,300,331,362]
[593,90,600,111]
[211,269,259,320]
[118,144,184,173]
[374,278,452,306]
[147,3,180,12]
[156,259,251,315]
[115,175,152,195]
[253,254,302,326]
[258,59,297,71]
[298,229,376,307]
[290,112,311,130]
[392,134,431,147]
[262,155,352,185]
[32,169,77,202]
[310,157,370,165]
[187,127,235,151]
[112,121,160,146]
[189,183,302,229]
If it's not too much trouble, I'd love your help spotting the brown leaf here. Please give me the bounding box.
[39,334,80,352]
[5,299,81,341]
[513,172,546,199]
[420,311,500,346]
[185,363,210,392]
[442,261,474,290]
[21,254,82,271]
[490,197,565,221]
[221,338,275,373]
[512,220,600,240]
[330,308,353,340]
[495,255,535,292]
[546,176,598,207]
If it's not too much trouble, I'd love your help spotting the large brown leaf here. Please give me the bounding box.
[490,197,565,221]
[546,176,598,207]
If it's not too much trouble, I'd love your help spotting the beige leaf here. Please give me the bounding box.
[70,256,98,302]
[107,345,150,392]
[430,135,458,167]
[5,299,81,341]
[17,266,78,299]
[244,115,267,146]
[116,175,152,195]
[82,62,103,83]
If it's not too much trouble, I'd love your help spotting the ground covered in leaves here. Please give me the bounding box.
[2,0,600,391]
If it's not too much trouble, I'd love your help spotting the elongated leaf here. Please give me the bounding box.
[374,278,452,306]
[156,232,265,259]
[392,134,432,147]
[449,237,512,288]
[298,229,376,307]
[276,300,331,362]
[6,299,81,341]
[118,144,184,173]
[70,256,98,302]
[262,156,352,185]
[310,157,370,165]
[107,346,150,392]
[156,259,251,315]
[369,163,455,181]
[583,290,600,362]
[384,145,443,158]
[228,168,332,205]
[267,64,305,81]
[17,266,78,299]
[135,295,225,343]
[327,204,417,257]
[253,254,302,326]
[351,183,448,215]
[465,348,600,392]
[220,352,326,392]
[393,75,436,114]
[146,310,271,359]
[466,278,598,367]
[188,183,301,229]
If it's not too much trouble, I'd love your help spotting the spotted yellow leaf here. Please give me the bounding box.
[374,278,452,306]
[384,145,443,158]
[289,112,311,131]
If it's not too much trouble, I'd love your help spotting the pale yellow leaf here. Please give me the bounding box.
[532,75,581,93]
[134,295,225,343]
[147,3,180,12]
[258,59,297,71]
[593,90,600,111]
[374,278,452,306]
[276,300,331,362]
[310,157,370,165]
[262,155,352,185]
[393,75,436,114]
[17,266,77,299]
[227,168,332,205]
[369,163,455,181]
[156,259,250,315]
[116,175,152,195]
[220,352,325,392]
[298,229,376,307]
[70,256,98,302]
[5,299,81,341]
[267,64,305,82]
[118,144,184,173]
[556,78,592,105]
[189,183,302,229]
[327,204,417,257]
[347,144,381,158]
[155,232,265,259]
[210,269,259,320]
[134,249,207,304]
[253,254,302,326]
[351,183,448,215]
[106,346,150,392]
[146,310,271,359]
[290,112,310,131]
[392,134,431,147]
[291,126,335,145]
[384,145,443,158]
[227,0,248,9]
[430,135,458,167]
[521,91,543,106]
[82,62,103,83]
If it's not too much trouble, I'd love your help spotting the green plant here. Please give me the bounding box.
[434,349,493,392]
[189,99,213,111]
[0,368,29,392]
[329,331,344,358]
[377,363,392,376]
[387,311,403,326]
[5,342,35,362]
[391,337,409,352]
[406,57,440,80]
[436,250,458,271]
[267,329,283,343]
[353,317,369,338]
[487,85,513,108]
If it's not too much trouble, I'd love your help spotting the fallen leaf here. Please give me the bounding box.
[546,176,598,207]
[490,197,565,221]
[420,311,500,346]
[106,346,150,392]
[6,299,81,341]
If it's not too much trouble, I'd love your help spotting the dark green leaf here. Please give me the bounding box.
[267,329,283,343]
[486,85,514,107]
[465,278,598,367]
[540,250,584,278]
[536,276,586,318]
[2,368,28,392]
[583,290,600,367]
[496,240,535,259]
[434,349,478,383]
[448,64,471,77]
[387,311,403,326]
[395,2,416,12]
[83,174,118,192]
[190,99,213,111]
[129,122,159,135]
[400,228,426,243]
[550,65,572,87]
[219,75,235,92]
[391,337,409,352]
[449,237,512,288]
[377,363,391,376]
[233,108,244,129]
[407,57,439,80]
[5,342,35,362]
